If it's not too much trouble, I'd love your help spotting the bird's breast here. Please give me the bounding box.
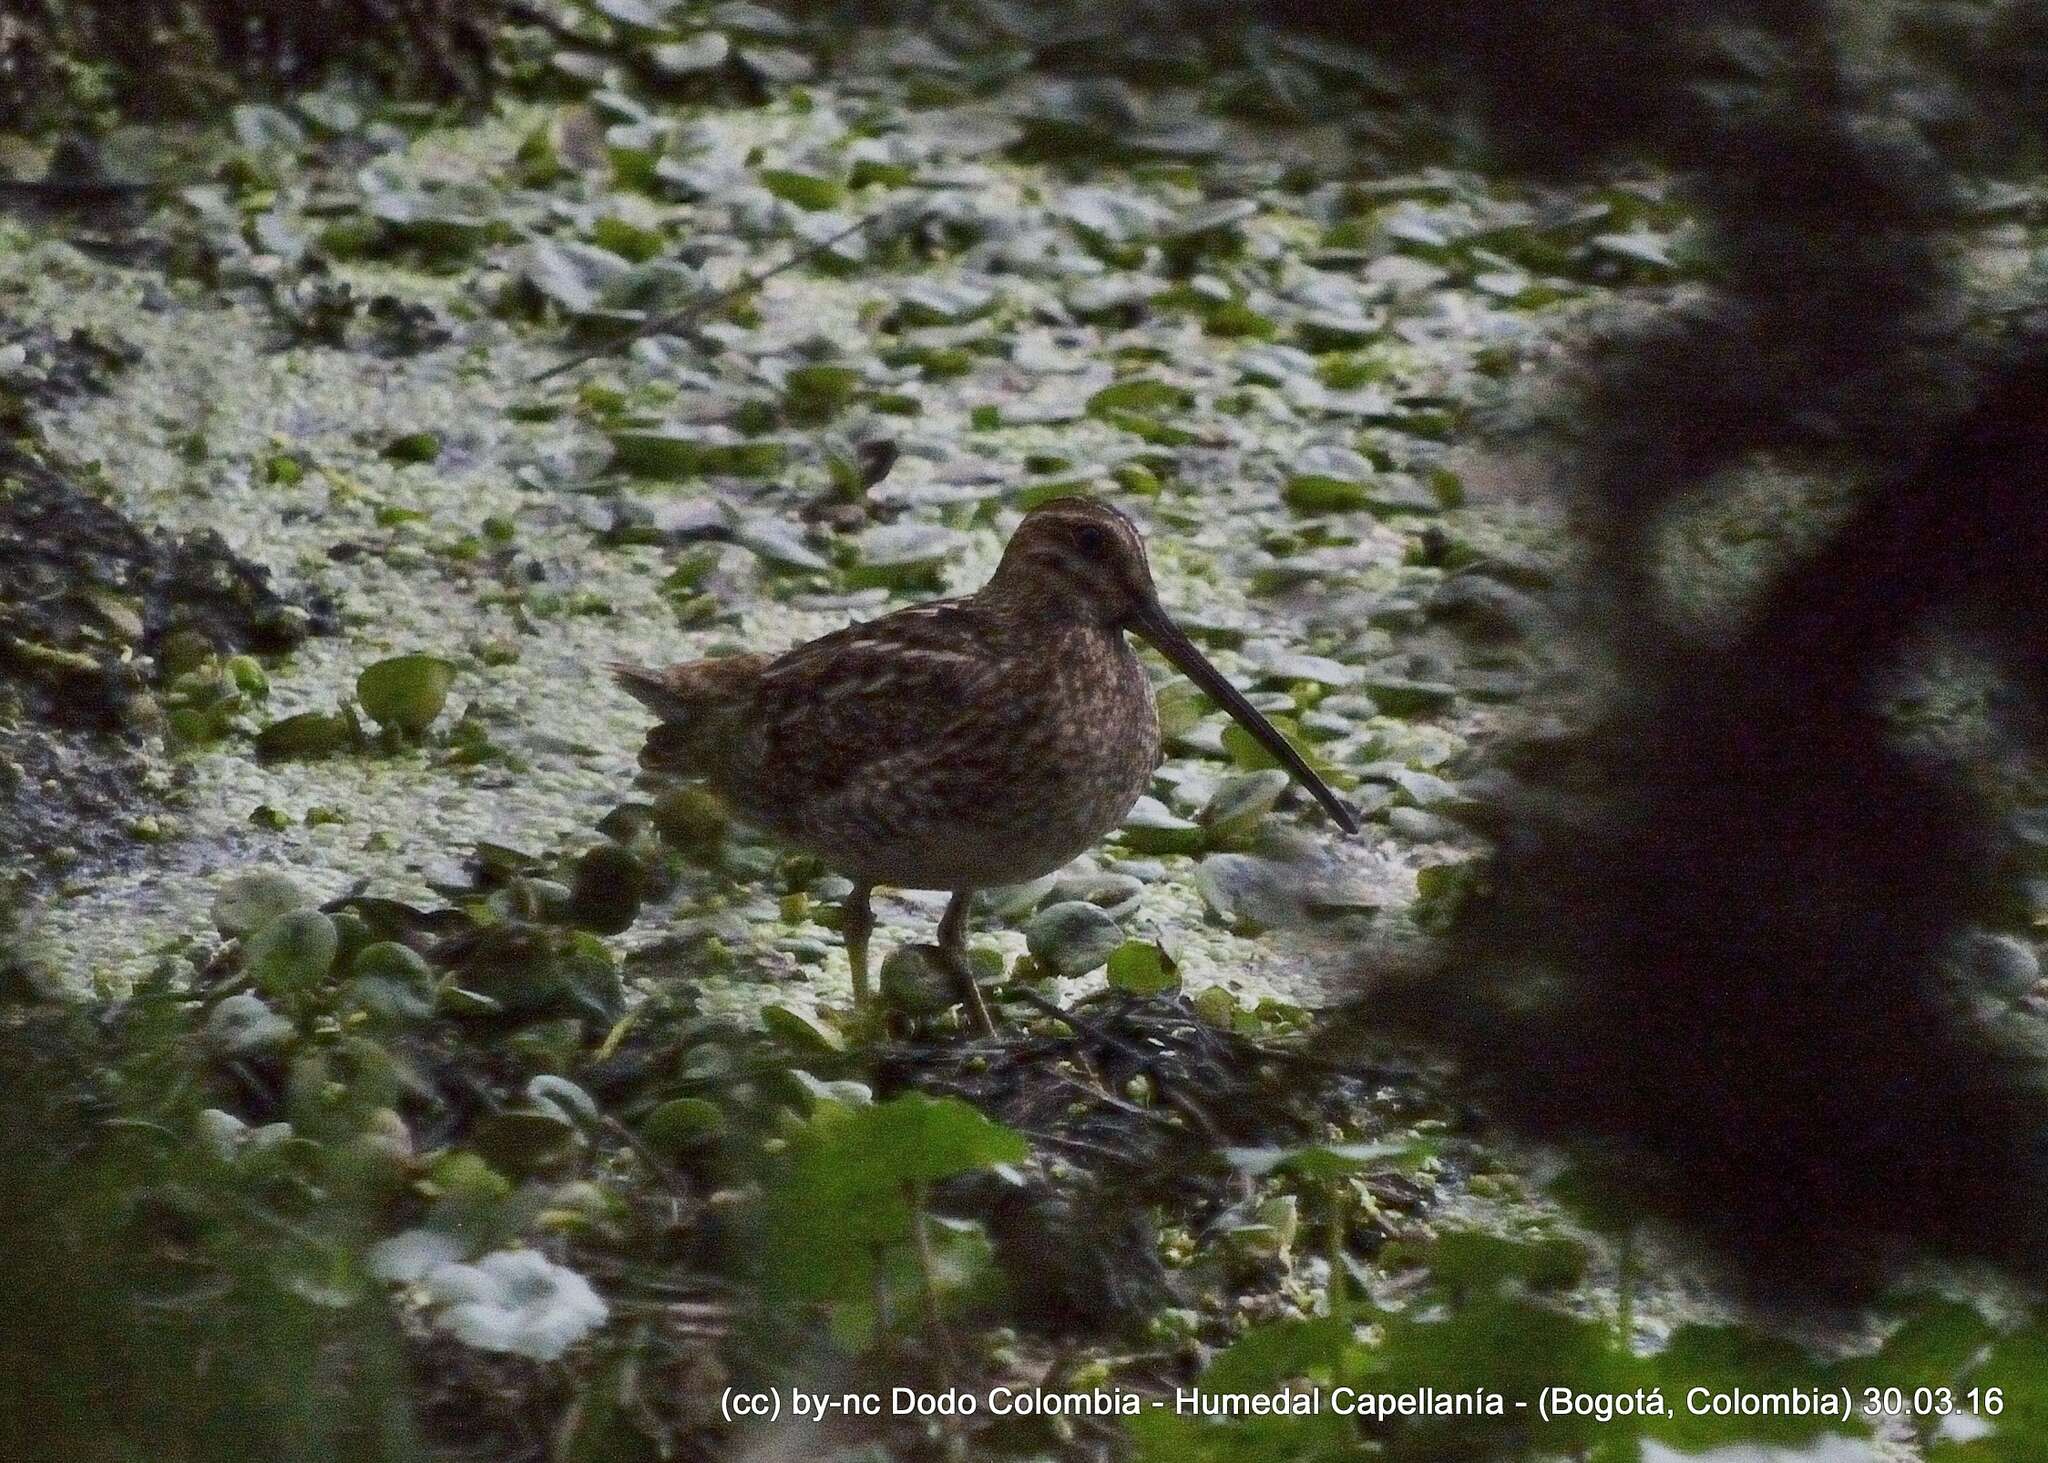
[965,630,1159,873]
[805,627,1160,890]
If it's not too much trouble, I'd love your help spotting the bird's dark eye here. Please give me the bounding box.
[1072,523,1109,555]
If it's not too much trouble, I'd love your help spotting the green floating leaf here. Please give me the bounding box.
[254,709,352,763]
[778,1069,875,1113]
[1156,680,1209,741]
[1013,474,1107,510]
[1222,1140,1409,1180]
[607,427,786,480]
[1199,768,1291,845]
[826,1214,996,1356]
[733,517,828,572]
[1298,311,1381,350]
[884,342,975,378]
[382,431,441,464]
[518,239,631,315]
[892,279,995,326]
[472,1110,580,1178]
[1194,1313,1359,1395]
[365,191,499,255]
[1205,300,1278,339]
[1106,939,1180,995]
[1848,1297,1996,1397]
[1191,985,1240,1027]
[651,785,730,847]
[348,940,436,1022]
[1088,378,1194,419]
[566,844,642,934]
[1283,472,1373,512]
[846,521,965,592]
[1370,1295,1633,1457]
[1366,675,1458,716]
[443,923,622,1022]
[1412,857,1483,935]
[246,910,340,995]
[760,1003,845,1054]
[879,946,961,1018]
[357,654,457,734]
[759,168,845,211]
[589,210,665,260]
[1221,717,1330,777]
[1119,795,1205,855]
[850,157,914,188]
[213,867,313,938]
[784,363,862,424]
[641,1098,725,1155]
[1025,901,1124,979]
[761,1094,1028,1318]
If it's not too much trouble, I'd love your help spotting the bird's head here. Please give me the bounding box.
[987,497,1359,834]
[989,496,1158,630]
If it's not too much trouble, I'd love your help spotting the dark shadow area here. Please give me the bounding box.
[0,331,335,912]
[1223,0,2048,1297]
[0,0,500,131]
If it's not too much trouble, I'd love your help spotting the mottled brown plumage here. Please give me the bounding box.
[613,497,1356,1021]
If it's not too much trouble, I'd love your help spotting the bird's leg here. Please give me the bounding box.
[843,882,874,1010]
[937,888,998,1037]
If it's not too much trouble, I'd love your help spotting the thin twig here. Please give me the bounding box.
[1159,1083,1226,1144]
[1022,1130,1138,1164]
[0,179,152,202]
[1006,984,1153,1065]
[954,961,1000,1039]
[1050,1070,1151,1119]
[1235,1040,1359,1076]
[528,207,904,383]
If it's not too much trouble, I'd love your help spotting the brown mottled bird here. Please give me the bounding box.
[613,497,1357,1027]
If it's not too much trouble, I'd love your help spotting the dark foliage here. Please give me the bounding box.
[0,994,423,1463]
[0,333,335,898]
[0,0,501,129]
[876,993,1406,1335]
[1238,0,2048,1297]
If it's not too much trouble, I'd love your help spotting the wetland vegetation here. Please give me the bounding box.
[7,3,2048,1460]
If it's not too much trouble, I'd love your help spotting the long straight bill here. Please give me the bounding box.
[1136,606,1360,835]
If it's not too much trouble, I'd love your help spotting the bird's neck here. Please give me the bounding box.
[975,573,1119,639]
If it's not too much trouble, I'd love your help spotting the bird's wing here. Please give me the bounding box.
[745,597,1016,805]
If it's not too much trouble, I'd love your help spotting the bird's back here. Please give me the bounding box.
[612,594,1011,803]
[613,591,1159,888]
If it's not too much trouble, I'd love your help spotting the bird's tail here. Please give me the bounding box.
[610,661,699,723]
[611,657,768,716]
[610,656,766,776]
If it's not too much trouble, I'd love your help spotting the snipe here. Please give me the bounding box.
[614,497,1357,1029]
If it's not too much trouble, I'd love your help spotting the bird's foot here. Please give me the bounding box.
[933,944,999,1038]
